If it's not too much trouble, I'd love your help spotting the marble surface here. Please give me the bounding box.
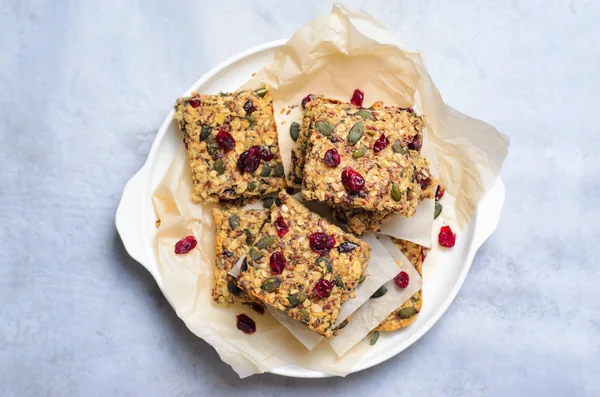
[1,0,599,395]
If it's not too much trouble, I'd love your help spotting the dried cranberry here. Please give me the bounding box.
[274,216,289,237]
[341,168,365,193]
[338,241,358,253]
[309,232,336,255]
[438,225,456,248]
[236,314,256,334]
[394,271,409,288]
[188,98,201,108]
[323,148,341,167]
[174,236,197,254]
[350,89,364,107]
[373,134,389,153]
[408,135,422,152]
[251,302,265,315]
[313,278,334,298]
[216,130,236,152]
[269,252,286,274]
[301,94,315,109]
[402,107,414,113]
[243,99,255,114]
[415,172,431,190]
[258,146,274,161]
[237,146,261,173]
[435,185,445,201]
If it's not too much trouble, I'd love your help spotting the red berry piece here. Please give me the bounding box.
[435,185,445,201]
[309,232,336,255]
[394,271,409,288]
[237,146,261,173]
[408,135,422,152]
[216,130,236,152]
[415,172,431,190]
[313,278,334,298]
[251,302,265,315]
[438,225,456,248]
[323,148,341,167]
[338,241,358,253]
[373,134,389,153]
[174,236,197,254]
[350,89,364,107]
[243,99,256,114]
[188,98,201,108]
[269,252,286,274]
[236,314,256,334]
[274,216,289,237]
[341,168,365,193]
[258,146,274,161]
[301,94,315,109]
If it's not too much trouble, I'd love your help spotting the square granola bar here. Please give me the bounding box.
[236,191,371,338]
[174,86,286,203]
[299,97,433,214]
[213,205,270,304]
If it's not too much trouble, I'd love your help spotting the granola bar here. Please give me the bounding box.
[300,97,433,214]
[174,86,286,203]
[237,191,371,338]
[375,240,428,331]
[213,205,270,304]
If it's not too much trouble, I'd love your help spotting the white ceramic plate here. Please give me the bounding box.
[116,39,506,378]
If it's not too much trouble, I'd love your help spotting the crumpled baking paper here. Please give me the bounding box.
[151,3,509,377]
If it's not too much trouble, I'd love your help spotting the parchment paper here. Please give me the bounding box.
[151,4,509,377]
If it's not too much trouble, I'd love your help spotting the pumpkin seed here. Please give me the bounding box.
[358,274,366,285]
[290,122,300,141]
[391,182,402,202]
[392,140,407,154]
[254,87,268,97]
[200,125,212,141]
[213,159,225,175]
[250,249,264,261]
[434,202,443,219]
[227,279,241,295]
[246,115,256,127]
[288,291,307,307]
[356,110,375,120]
[248,182,257,191]
[261,277,281,293]
[243,229,254,245]
[335,275,345,288]
[255,236,276,250]
[337,319,349,330]
[316,121,334,137]
[370,331,380,346]
[298,309,310,323]
[275,197,283,207]
[262,196,275,209]
[228,214,240,230]
[316,257,332,273]
[260,164,271,178]
[352,146,368,159]
[347,122,364,145]
[397,307,418,319]
[370,285,388,299]
[205,135,218,156]
[272,163,284,177]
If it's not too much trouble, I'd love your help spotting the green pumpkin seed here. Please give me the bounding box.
[205,136,218,156]
[352,146,368,159]
[355,110,375,120]
[370,331,380,346]
[213,159,225,175]
[397,307,418,319]
[358,274,366,285]
[227,279,241,295]
[255,236,276,250]
[200,125,212,141]
[335,275,345,288]
[288,291,307,307]
[250,249,264,261]
[272,163,284,177]
[261,277,281,293]
[247,182,257,191]
[262,196,275,208]
[337,319,349,330]
[298,308,310,323]
[370,285,388,299]
[391,182,402,202]
[254,87,268,97]
[347,122,364,145]
[228,214,240,230]
[392,140,407,154]
[316,257,332,273]
[275,197,283,207]
[290,122,300,141]
[293,176,303,185]
[434,202,443,219]
[260,164,271,178]
[246,115,256,127]
[316,121,334,137]
[243,229,254,245]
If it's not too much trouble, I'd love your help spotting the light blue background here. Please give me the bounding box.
[1,1,599,396]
